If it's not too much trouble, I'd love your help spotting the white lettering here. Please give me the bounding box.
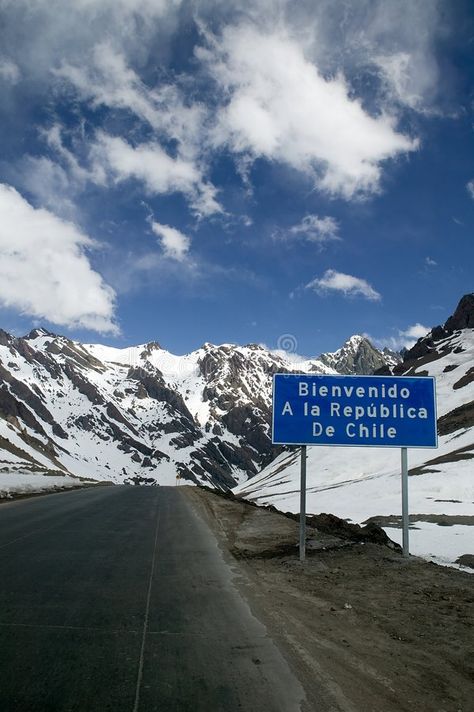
[282,401,293,416]
[345,422,398,439]
[299,382,308,396]
[313,422,335,437]
[330,402,340,416]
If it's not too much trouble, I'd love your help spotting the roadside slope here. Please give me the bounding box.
[186,487,474,712]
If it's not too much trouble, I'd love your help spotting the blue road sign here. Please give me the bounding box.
[272,374,437,448]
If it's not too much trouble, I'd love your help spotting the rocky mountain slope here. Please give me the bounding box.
[0,331,393,491]
[320,334,401,374]
[234,294,474,569]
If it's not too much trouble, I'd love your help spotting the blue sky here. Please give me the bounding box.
[0,0,473,357]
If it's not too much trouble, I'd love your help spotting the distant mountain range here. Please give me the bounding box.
[0,327,400,489]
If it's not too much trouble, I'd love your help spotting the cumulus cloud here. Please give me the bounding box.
[2,1,434,221]
[285,215,340,244]
[0,183,118,334]
[151,221,191,261]
[467,180,474,200]
[199,25,418,199]
[425,256,437,267]
[306,269,381,301]
[91,133,221,217]
[401,323,429,341]
[373,322,429,351]
[55,43,205,157]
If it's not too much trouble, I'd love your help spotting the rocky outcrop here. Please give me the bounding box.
[320,336,401,375]
[444,293,474,332]
[402,293,474,364]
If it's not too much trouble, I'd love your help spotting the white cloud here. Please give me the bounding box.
[151,221,191,262]
[425,256,437,267]
[12,124,107,219]
[467,180,474,200]
[286,215,340,244]
[0,183,118,334]
[55,43,204,149]
[0,0,182,85]
[49,39,223,218]
[92,133,221,217]
[374,52,425,111]
[42,124,104,186]
[200,25,418,199]
[0,58,20,83]
[14,156,77,218]
[401,323,429,341]
[373,322,430,351]
[306,269,381,301]
[365,1,443,112]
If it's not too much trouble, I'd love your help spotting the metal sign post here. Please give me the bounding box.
[401,447,409,557]
[299,446,307,562]
[272,374,438,564]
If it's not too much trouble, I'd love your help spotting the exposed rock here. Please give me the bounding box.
[438,402,474,436]
[403,293,474,363]
[455,554,474,569]
[320,336,401,375]
[444,293,474,332]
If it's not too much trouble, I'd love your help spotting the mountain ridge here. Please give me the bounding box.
[0,330,397,489]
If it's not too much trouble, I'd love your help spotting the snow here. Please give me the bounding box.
[384,523,473,572]
[235,446,473,570]
[0,471,86,498]
[235,329,474,569]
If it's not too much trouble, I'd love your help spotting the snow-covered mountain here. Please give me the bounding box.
[0,329,395,490]
[320,334,401,374]
[234,294,474,569]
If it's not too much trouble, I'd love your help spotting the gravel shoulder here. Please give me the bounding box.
[185,486,474,712]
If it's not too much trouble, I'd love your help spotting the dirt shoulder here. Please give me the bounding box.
[184,486,474,712]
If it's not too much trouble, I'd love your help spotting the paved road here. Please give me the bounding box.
[0,486,305,711]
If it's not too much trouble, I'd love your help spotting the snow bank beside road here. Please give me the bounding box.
[0,471,88,499]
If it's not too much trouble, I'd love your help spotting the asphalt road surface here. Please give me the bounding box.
[0,485,305,711]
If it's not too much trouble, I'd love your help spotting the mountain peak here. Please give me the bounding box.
[403,292,474,362]
[140,341,162,358]
[23,327,57,340]
[320,335,401,375]
[444,293,474,333]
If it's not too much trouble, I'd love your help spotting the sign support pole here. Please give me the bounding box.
[299,445,307,562]
[401,447,409,557]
